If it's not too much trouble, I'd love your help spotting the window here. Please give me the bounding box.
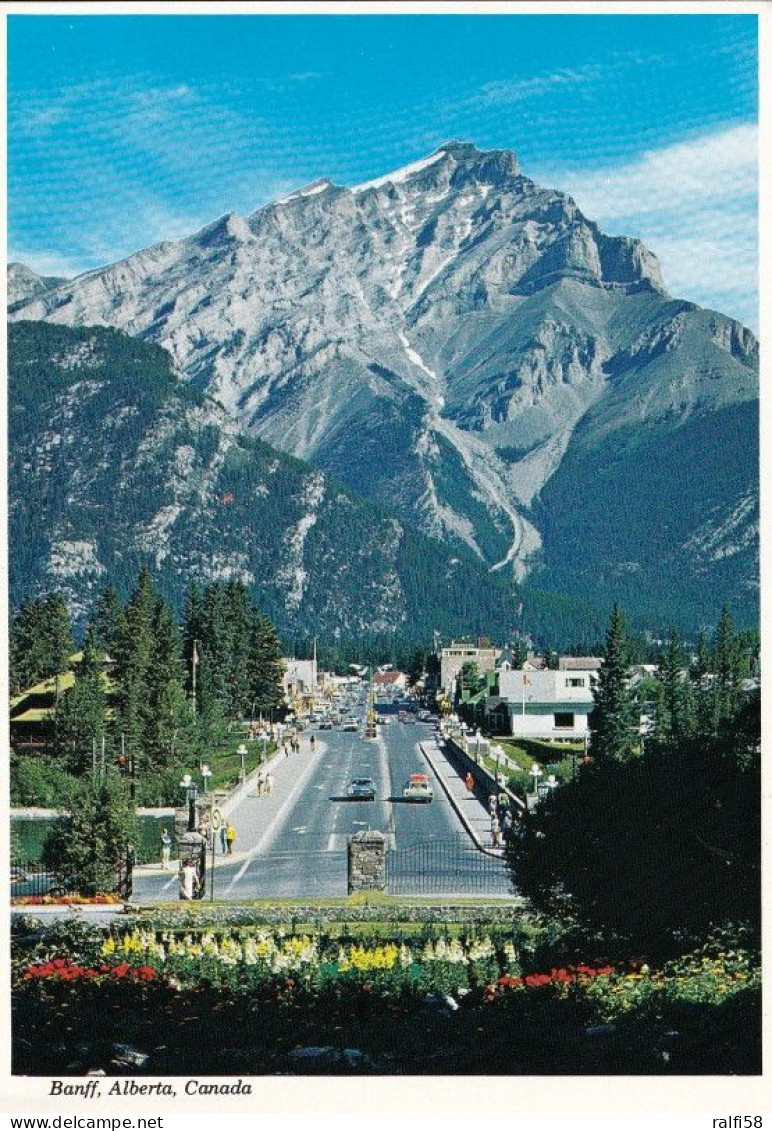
[566,677,585,688]
[554,712,575,729]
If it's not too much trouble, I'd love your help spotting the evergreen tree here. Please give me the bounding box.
[690,629,713,739]
[10,599,48,693]
[143,599,191,770]
[51,624,108,776]
[249,610,285,718]
[42,777,138,896]
[458,661,482,695]
[711,605,742,730]
[223,581,253,717]
[588,604,638,763]
[113,569,158,778]
[653,630,695,753]
[42,592,74,683]
[511,636,528,668]
[197,583,230,714]
[91,585,127,662]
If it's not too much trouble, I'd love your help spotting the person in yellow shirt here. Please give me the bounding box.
[225,822,236,855]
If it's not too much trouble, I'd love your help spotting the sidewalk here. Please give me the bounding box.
[136,734,326,875]
[419,734,505,856]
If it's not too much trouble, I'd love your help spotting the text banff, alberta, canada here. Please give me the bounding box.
[48,1080,254,1100]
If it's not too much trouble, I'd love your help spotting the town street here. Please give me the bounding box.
[131,709,513,901]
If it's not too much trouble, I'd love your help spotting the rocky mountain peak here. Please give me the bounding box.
[7,140,757,622]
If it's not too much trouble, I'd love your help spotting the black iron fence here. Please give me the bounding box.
[11,848,134,901]
[385,837,512,896]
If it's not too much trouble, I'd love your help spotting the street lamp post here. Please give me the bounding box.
[201,764,212,794]
[530,762,543,801]
[237,744,248,783]
[475,728,482,765]
[180,774,199,832]
[493,744,504,785]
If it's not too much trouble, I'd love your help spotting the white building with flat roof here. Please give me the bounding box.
[488,667,597,741]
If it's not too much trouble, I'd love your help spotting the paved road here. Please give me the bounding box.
[132,704,512,901]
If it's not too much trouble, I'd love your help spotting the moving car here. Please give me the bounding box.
[342,720,358,732]
[319,720,333,730]
[346,778,376,800]
[402,773,434,803]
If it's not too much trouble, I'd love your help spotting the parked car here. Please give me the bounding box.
[343,720,358,732]
[11,868,68,899]
[319,720,333,730]
[346,778,376,800]
[402,773,434,803]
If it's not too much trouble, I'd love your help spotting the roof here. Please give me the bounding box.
[557,657,603,670]
[373,671,404,684]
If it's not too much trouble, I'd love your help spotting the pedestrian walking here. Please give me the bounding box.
[489,793,498,817]
[179,859,199,901]
[465,772,474,793]
[491,816,502,849]
[225,822,236,855]
[284,741,290,758]
[265,772,274,796]
[219,823,227,855]
[160,828,172,870]
[310,734,316,753]
[256,770,265,797]
[502,811,514,842]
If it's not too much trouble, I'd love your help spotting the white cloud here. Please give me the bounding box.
[533,123,758,331]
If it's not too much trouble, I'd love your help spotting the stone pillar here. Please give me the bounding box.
[347,830,386,894]
[176,827,206,901]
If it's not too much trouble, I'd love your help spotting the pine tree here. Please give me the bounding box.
[588,604,638,763]
[143,599,191,771]
[654,630,695,753]
[10,599,48,693]
[249,609,285,718]
[51,625,108,776]
[223,581,253,717]
[42,776,138,896]
[42,592,74,679]
[92,585,127,662]
[711,605,742,731]
[511,636,528,668]
[113,569,158,779]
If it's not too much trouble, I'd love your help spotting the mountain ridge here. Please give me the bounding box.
[8,141,758,627]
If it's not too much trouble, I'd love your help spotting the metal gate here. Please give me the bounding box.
[385,837,512,896]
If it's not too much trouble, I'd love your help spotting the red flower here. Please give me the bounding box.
[112,962,131,979]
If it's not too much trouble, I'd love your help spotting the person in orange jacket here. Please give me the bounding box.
[465,771,474,792]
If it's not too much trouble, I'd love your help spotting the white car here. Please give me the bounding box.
[402,773,434,803]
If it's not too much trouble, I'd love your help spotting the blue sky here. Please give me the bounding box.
[8,13,758,329]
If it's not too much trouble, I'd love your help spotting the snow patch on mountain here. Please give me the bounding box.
[353,150,446,193]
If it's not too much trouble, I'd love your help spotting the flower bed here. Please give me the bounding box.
[12,893,122,907]
[23,957,156,982]
[12,919,761,1076]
